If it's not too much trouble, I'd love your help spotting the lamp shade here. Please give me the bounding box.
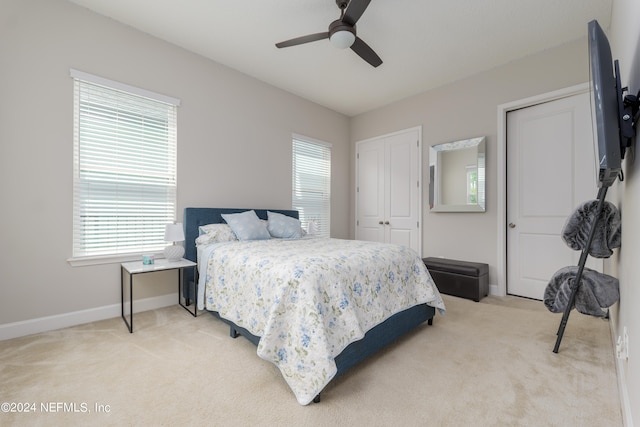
[164,223,185,261]
[164,223,184,242]
[330,30,355,49]
[307,220,319,236]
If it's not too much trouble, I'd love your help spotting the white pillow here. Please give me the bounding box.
[195,223,238,245]
[267,211,303,239]
[221,210,271,241]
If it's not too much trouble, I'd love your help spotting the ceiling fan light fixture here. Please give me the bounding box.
[275,0,382,67]
[330,29,355,49]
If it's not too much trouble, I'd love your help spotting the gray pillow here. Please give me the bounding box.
[221,210,270,241]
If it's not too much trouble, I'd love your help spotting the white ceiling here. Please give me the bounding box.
[67,0,612,117]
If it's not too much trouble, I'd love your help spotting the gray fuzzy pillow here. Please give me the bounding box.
[544,266,619,318]
[561,200,621,258]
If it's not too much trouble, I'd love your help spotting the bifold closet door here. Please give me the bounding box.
[356,127,421,255]
[356,139,386,244]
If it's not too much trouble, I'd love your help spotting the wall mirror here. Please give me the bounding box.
[429,136,486,212]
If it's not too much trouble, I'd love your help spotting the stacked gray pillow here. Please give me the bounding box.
[544,200,621,316]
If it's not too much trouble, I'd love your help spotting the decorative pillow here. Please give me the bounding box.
[221,210,271,241]
[195,223,238,245]
[267,211,303,239]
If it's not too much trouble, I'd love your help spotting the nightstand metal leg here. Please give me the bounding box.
[120,266,133,333]
[179,266,198,317]
[129,273,133,332]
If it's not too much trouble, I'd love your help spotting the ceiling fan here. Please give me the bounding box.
[275,0,383,68]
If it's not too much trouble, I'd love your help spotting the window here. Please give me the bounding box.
[70,70,180,262]
[292,135,331,237]
[466,165,477,204]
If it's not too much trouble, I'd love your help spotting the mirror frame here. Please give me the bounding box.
[429,136,486,212]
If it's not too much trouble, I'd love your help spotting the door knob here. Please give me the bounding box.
[378,221,384,225]
[384,221,390,225]
[508,223,516,228]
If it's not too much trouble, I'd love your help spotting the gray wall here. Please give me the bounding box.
[0,0,350,328]
[350,38,589,290]
[609,0,640,424]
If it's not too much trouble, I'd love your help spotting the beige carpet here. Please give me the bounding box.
[0,295,621,426]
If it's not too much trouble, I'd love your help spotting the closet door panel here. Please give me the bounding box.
[385,130,420,252]
[356,140,385,243]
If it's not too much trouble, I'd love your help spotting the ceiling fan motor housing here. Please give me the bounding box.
[329,19,356,37]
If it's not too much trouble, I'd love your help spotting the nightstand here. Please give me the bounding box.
[120,258,198,333]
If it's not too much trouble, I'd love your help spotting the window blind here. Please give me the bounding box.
[478,153,486,210]
[292,135,331,237]
[72,72,179,258]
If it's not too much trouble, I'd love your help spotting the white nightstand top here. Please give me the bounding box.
[121,258,196,274]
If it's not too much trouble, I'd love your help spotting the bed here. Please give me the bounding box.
[183,207,445,405]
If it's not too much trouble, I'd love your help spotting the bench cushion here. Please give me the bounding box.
[423,257,488,277]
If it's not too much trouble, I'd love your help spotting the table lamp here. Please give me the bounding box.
[164,223,185,261]
[307,220,319,236]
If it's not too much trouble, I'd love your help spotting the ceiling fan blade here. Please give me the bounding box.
[276,32,329,48]
[342,0,372,26]
[350,37,382,67]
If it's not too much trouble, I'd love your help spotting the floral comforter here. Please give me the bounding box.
[197,237,445,405]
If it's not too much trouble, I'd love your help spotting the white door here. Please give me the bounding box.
[385,130,420,250]
[356,139,385,243]
[507,92,602,300]
[356,127,422,254]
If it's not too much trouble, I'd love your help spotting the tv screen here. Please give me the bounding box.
[588,19,623,188]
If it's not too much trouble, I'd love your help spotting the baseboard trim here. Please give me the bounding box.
[610,317,634,427]
[0,293,178,341]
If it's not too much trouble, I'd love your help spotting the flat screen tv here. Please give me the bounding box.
[588,19,625,188]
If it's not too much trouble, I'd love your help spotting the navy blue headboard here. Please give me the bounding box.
[183,207,299,265]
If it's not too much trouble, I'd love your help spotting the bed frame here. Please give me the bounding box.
[183,207,435,402]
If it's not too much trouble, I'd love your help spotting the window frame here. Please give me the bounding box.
[68,69,180,266]
[292,134,332,238]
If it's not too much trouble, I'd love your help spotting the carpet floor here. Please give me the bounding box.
[0,294,622,426]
